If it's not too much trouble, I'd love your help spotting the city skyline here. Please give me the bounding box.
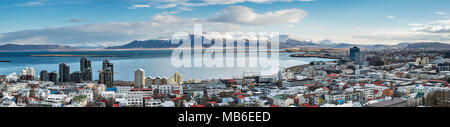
[0,0,449,47]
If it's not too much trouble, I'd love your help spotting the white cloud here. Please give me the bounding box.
[288,24,294,28]
[386,16,396,20]
[129,4,151,9]
[208,6,307,25]
[146,0,313,10]
[178,7,193,11]
[408,20,450,33]
[434,20,450,25]
[412,24,450,33]
[68,18,85,23]
[435,11,447,15]
[409,23,423,26]
[354,23,450,43]
[2,6,289,46]
[16,0,48,7]
[156,3,177,9]
[203,0,314,5]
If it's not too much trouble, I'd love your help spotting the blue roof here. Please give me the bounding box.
[106,88,117,92]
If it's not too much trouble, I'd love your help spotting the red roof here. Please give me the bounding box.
[374,81,383,86]
[113,104,119,107]
[301,104,318,107]
[208,101,217,104]
[304,84,314,86]
[130,88,152,91]
[321,87,329,91]
[171,97,182,101]
[144,97,152,100]
[237,95,245,99]
[172,90,180,94]
[374,89,379,94]
[303,94,317,98]
[328,73,340,77]
[359,83,365,87]
[190,105,206,107]
[269,104,280,107]
[233,92,242,95]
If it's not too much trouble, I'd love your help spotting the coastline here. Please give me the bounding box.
[289,53,343,60]
[30,54,125,57]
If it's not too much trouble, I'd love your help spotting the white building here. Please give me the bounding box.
[325,93,345,103]
[45,94,67,103]
[101,91,116,99]
[134,68,145,88]
[160,101,175,107]
[273,96,294,107]
[20,67,35,78]
[157,85,173,94]
[6,72,19,82]
[144,98,162,107]
[126,94,143,107]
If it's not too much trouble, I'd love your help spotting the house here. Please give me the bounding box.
[126,94,143,107]
[344,91,363,102]
[383,89,394,97]
[273,95,294,107]
[129,88,153,98]
[45,94,67,103]
[325,93,345,104]
[144,98,161,107]
[241,96,260,107]
[299,94,319,106]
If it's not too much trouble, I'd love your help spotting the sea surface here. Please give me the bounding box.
[0,50,335,81]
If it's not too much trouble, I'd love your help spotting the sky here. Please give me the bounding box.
[0,0,449,47]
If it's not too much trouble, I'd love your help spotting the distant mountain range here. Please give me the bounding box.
[404,42,450,49]
[0,44,76,51]
[106,40,179,49]
[1,39,449,51]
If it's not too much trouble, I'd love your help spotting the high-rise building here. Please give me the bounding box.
[20,67,35,80]
[49,71,58,83]
[59,63,70,83]
[134,68,145,88]
[350,47,360,61]
[145,77,155,87]
[80,57,92,81]
[170,72,183,86]
[99,60,114,87]
[354,52,363,66]
[102,60,114,82]
[70,71,82,83]
[39,70,49,81]
[98,69,113,88]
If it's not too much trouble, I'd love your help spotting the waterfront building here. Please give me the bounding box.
[70,71,82,83]
[102,60,114,82]
[49,71,58,83]
[97,60,114,87]
[80,57,92,81]
[170,72,183,86]
[99,69,114,88]
[59,63,70,83]
[134,68,145,88]
[39,70,49,81]
[20,67,35,80]
[350,47,360,61]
